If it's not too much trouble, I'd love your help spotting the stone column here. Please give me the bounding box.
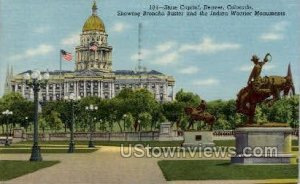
[46,84,49,101]
[64,82,67,95]
[29,88,33,99]
[83,80,86,97]
[108,82,112,99]
[100,81,103,98]
[91,81,94,96]
[53,84,56,100]
[171,86,174,101]
[22,83,25,97]
[98,81,101,97]
[155,83,159,101]
[111,82,115,98]
[14,83,17,92]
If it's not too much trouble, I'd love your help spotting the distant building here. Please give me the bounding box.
[8,2,175,102]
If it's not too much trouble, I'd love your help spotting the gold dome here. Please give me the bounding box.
[82,1,105,32]
[82,15,105,32]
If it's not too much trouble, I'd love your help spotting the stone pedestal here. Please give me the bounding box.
[159,122,173,141]
[183,131,215,148]
[231,127,294,164]
[13,128,24,138]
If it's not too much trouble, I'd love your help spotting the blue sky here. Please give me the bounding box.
[0,0,299,100]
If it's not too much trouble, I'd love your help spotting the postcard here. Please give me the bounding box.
[0,0,299,184]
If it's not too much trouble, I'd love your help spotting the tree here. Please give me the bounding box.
[116,88,159,131]
[46,111,63,132]
[138,112,152,131]
[0,92,34,130]
[123,113,134,131]
[38,117,48,133]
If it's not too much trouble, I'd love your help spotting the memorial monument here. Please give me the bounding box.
[232,53,295,164]
[183,100,215,148]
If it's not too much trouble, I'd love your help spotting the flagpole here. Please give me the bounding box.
[59,50,62,99]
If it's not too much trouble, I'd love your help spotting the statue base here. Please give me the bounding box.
[231,126,295,164]
[182,131,215,148]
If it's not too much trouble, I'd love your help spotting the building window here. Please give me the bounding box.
[104,82,108,88]
[115,84,119,90]
[160,93,164,101]
[152,84,155,88]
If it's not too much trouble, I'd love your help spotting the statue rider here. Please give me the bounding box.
[238,53,271,112]
[196,100,206,114]
[247,53,271,94]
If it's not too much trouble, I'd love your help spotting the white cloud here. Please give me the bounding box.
[179,37,241,54]
[34,26,50,34]
[239,64,276,72]
[179,66,199,74]
[61,33,80,46]
[272,21,288,32]
[9,44,54,61]
[193,78,219,86]
[260,33,283,41]
[112,22,129,32]
[130,49,152,61]
[156,41,176,53]
[154,52,179,65]
[259,21,288,41]
[239,65,252,72]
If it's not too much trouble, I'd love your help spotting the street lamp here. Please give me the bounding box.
[85,104,98,147]
[2,110,13,146]
[25,117,28,132]
[138,120,141,132]
[64,93,81,153]
[24,70,49,161]
[123,114,127,132]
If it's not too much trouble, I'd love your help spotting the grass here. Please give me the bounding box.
[214,140,235,147]
[158,160,298,181]
[16,140,184,147]
[0,148,98,154]
[0,160,59,181]
[214,139,298,147]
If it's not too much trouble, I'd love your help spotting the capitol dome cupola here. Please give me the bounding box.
[82,1,105,32]
[75,1,112,72]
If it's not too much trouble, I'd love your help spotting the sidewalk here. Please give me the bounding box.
[1,146,295,184]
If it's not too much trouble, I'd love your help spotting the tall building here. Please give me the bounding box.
[9,2,175,102]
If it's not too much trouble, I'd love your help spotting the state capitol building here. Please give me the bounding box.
[7,2,175,102]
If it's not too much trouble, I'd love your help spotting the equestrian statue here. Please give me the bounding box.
[236,53,295,124]
[184,100,216,130]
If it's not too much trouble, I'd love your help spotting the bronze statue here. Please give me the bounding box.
[184,100,215,130]
[236,53,295,124]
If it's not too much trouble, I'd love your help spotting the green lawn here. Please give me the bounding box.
[158,160,298,181]
[0,160,59,181]
[16,140,184,147]
[0,148,97,154]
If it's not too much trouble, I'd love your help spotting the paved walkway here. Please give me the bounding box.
[1,146,292,184]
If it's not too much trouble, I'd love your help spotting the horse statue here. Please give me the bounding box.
[236,61,295,124]
[184,102,215,130]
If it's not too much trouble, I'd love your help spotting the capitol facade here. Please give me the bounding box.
[7,2,175,102]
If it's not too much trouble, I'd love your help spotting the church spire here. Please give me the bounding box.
[92,1,98,15]
[4,64,11,95]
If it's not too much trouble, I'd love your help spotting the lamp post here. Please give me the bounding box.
[24,70,49,161]
[64,93,81,153]
[138,120,141,132]
[2,110,13,146]
[25,117,28,132]
[85,104,98,147]
[123,114,127,132]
